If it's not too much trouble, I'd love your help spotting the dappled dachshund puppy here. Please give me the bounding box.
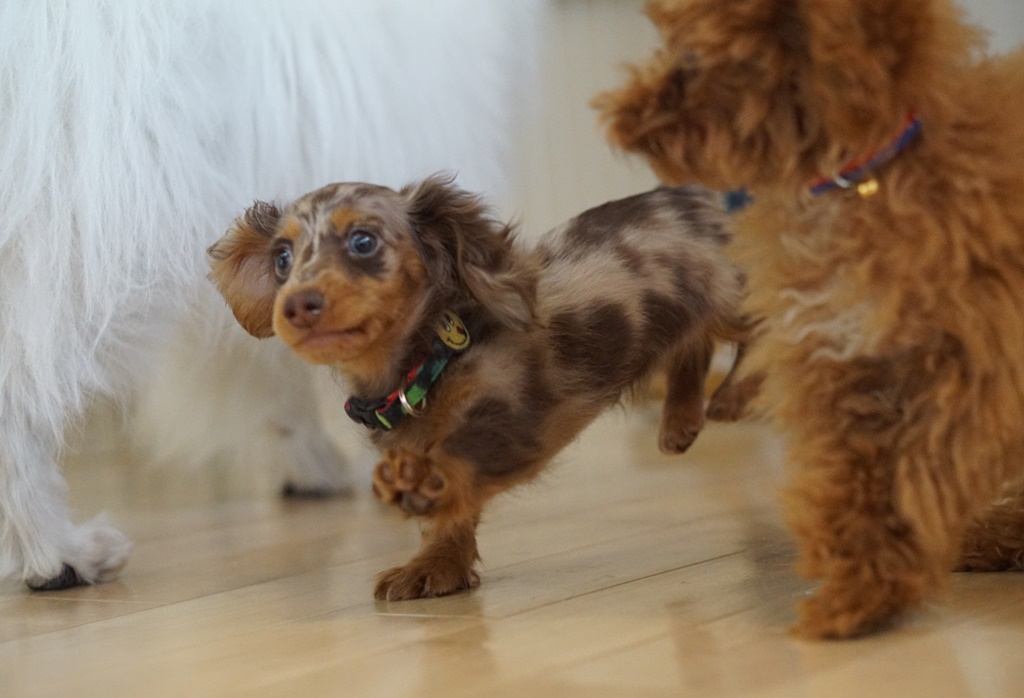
[208,175,744,600]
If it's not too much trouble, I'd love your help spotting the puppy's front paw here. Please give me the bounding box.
[372,449,450,516]
[374,559,480,601]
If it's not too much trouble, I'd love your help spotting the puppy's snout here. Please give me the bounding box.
[282,289,325,329]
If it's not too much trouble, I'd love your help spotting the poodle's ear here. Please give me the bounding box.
[593,0,806,189]
[801,0,980,153]
[800,4,907,149]
[401,174,533,330]
[592,57,675,167]
[206,202,282,338]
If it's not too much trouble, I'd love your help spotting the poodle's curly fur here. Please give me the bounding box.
[597,0,1024,638]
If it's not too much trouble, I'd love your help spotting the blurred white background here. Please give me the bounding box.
[963,0,1024,52]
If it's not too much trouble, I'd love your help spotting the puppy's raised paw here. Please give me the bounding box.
[658,416,702,454]
[372,449,450,516]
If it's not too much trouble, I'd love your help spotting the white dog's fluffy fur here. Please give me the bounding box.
[0,0,541,588]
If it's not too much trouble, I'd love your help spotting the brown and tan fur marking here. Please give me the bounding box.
[597,0,1024,638]
[208,175,744,601]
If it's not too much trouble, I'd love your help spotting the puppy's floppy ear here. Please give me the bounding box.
[401,174,534,330]
[207,202,281,338]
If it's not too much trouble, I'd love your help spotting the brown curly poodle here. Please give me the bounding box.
[597,0,1024,638]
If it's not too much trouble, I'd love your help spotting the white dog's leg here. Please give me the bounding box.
[268,359,352,498]
[274,411,352,498]
[130,303,351,496]
[0,420,131,589]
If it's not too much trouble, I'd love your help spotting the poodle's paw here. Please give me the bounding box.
[792,576,921,639]
[955,496,1024,571]
[25,515,132,591]
[374,558,480,601]
[955,543,1024,572]
[372,449,451,516]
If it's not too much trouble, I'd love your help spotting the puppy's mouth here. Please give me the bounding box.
[288,320,380,363]
[295,324,368,350]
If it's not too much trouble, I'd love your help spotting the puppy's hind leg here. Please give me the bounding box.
[706,339,763,422]
[0,418,131,590]
[658,335,714,454]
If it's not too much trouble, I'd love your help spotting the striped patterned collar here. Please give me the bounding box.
[809,112,922,197]
[344,310,470,431]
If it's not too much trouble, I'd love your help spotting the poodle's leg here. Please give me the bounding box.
[372,448,482,600]
[0,418,131,590]
[785,350,1008,639]
[957,479,1024,571]
[658,335,714,454]
[788,440,942,639]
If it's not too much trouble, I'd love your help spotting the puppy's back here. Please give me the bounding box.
[533,186,741,398]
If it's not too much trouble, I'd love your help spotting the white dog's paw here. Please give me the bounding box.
[276,421,352,499]
[70,515,132,584]
[26,564,86,591]
[25,515,132,591]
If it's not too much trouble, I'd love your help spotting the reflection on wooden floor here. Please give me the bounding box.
[3,409,1023,697]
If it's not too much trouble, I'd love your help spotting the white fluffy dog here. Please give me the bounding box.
[0,0,541,590]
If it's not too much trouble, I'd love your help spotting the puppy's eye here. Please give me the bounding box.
[273,245,293,280]
[348,229,379,257]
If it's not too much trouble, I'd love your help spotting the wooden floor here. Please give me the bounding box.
[3,408,1023,697]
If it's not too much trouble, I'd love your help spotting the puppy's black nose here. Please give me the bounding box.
[282,289,325,329]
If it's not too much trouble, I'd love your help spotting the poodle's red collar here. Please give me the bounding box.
[809,112,922,197]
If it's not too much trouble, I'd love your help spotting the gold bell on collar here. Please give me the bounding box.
[856,178,880,198]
